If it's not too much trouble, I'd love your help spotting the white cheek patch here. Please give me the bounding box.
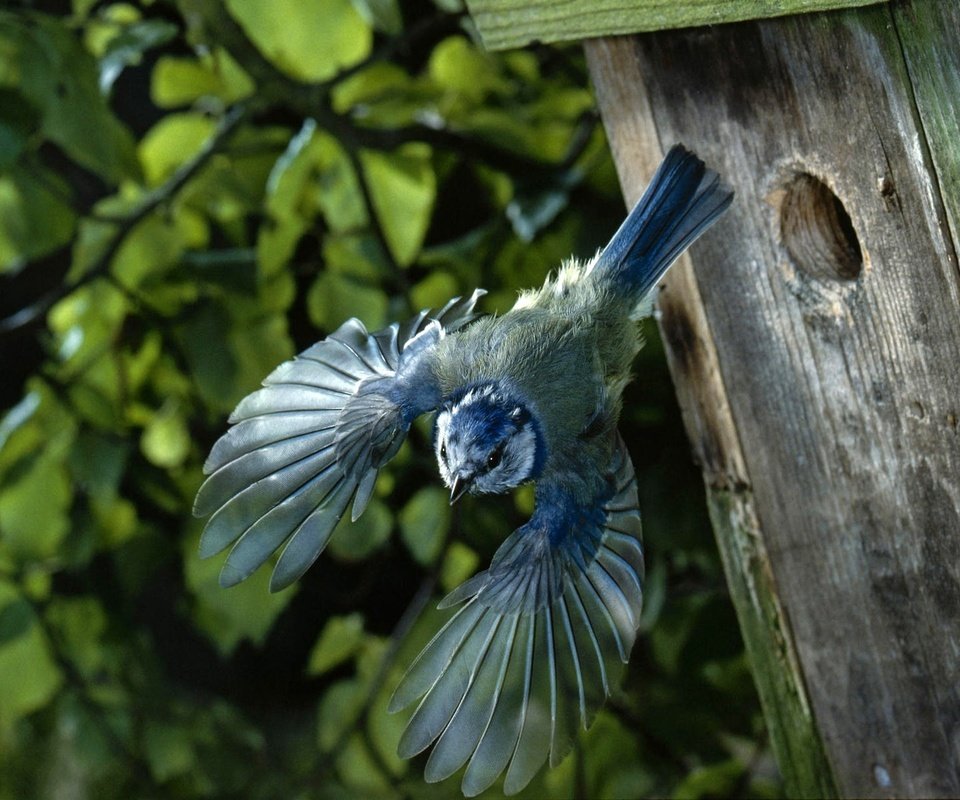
[472,422,538,495]
[510,424,537,481]
[434,410,453,486]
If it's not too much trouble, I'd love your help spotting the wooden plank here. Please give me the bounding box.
[585,36,838,800]
[893,2,960,255]
[466,0,886,50]
[585,1,960,796]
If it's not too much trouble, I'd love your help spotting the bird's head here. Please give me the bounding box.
[434,383,546,502]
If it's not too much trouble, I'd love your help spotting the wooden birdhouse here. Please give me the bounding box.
[465,1,960,797]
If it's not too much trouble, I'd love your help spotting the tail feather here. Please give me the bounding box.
[594,144,733,300]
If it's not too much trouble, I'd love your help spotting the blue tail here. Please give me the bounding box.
[595,144,733,298]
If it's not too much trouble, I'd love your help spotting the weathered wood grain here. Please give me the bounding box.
[893,1,960,253]
[586,35,839,800]
[466,0,886,50]
[585,2,960,797]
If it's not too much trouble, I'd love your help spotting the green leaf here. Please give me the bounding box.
[110,210,193,288]
[0,14,57,111]
[312,133,367,233]
[0,165,76,273]
[0,391,40,455]
[360,144,436,266]
[0,598,32,646]
[141,401,191,469]
[331,62,411,114]
[225,0,372,82]
[265,118,319,205]
[398,487,449,566]
[180,302,293,414]
[0,447,73,562]
[4,13,139,183]
[439,541,479,594]
[317,679,364,751]
[90,494,138,548]
[328,498,392,561]
[151,55,224,108]
[0,580,62,728]
[183,524,298,656]
[307,613,366,676]
[151,49,253,108]
[44,596,107,677]
[179,302,237,411]
[429,36,510,103]
[583,711,653,798]
[323,232,389,282]
[350,0,403,35]
[48,282,128,373]
[0,382,73,481]
[366,684,408,778]
[256,118,317,277]
[139,112,216,186]
[410,271,457,310]
[307,272,388,332]
[68,429,129,501]
[99,19,177,94]
[673,758,744,800]
[257,124,371,278]
[228,311,295,400]
[144,721,197,782]
[0,88,40,169]
[335,733,392,794]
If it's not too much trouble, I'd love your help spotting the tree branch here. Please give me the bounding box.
[0,104,248,337]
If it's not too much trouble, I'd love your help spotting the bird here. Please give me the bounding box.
[194,144,733,795]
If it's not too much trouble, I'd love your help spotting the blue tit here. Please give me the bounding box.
[194,144,733,795]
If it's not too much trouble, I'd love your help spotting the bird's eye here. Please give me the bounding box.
[486,444,504,471]
[440,442,447,461]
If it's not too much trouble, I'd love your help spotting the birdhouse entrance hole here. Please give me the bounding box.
[779,173,863,282]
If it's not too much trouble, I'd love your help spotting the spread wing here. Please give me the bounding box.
[194,291,485,591]
[389,437,643,796]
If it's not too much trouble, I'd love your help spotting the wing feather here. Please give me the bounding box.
[197,443,340,559]
[268,476,353,590]
[502,612,552,794]
[195,429,336,519]
[423,614,512,782]
[550,591,587,752]
[204,411,339,474]
[388,600,486,715]
[228,385,347,421]
[460,614,530,796]
[391,435,643,795]
[217,468,344,585]
[398,609,499,759]
[195,292,485,590]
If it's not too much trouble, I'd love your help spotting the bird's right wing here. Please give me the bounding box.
[389,436,643,796]
[193,291,484,591]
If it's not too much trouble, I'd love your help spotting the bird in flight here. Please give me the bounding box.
[194,144,733,795]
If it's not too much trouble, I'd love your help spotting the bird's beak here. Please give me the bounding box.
[449,474,471,504]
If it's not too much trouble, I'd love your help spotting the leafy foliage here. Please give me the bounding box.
[0,1,780,798]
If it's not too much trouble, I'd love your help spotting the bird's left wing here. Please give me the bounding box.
[194,291,484,591]
[389,437,643,796]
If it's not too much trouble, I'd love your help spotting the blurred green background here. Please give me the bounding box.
[0,1,780,797]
